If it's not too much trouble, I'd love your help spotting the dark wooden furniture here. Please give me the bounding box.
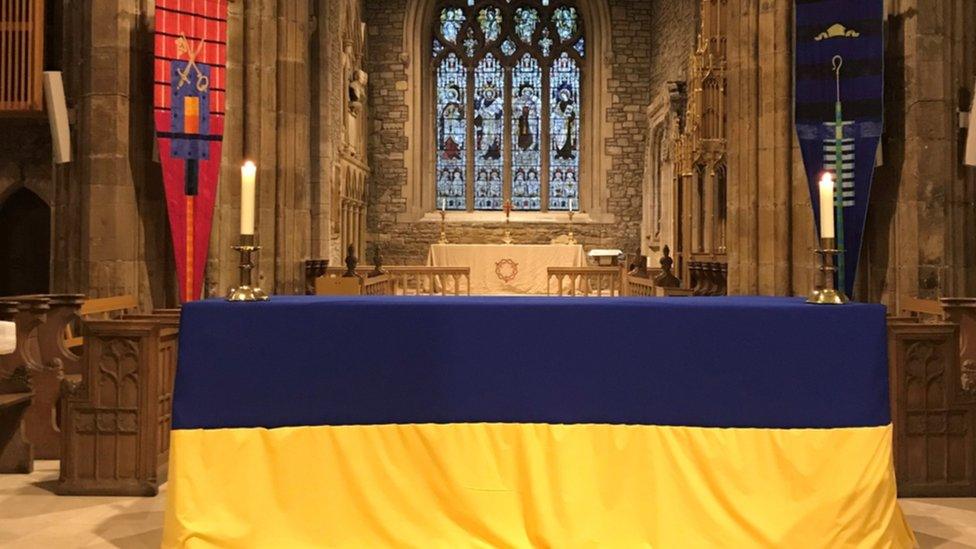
[0,300,33,473]
[888,298,976,497]
[57,314,179,496]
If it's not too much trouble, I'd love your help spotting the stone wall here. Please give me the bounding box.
[365,0,667,264]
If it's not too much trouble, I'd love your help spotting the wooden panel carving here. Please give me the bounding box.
[889,321,976,497]
[58,316,179,496]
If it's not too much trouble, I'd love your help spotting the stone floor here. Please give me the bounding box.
[1,462,974,548]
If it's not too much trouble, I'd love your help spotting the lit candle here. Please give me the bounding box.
[818,172,835,239]
[241,161,257,236]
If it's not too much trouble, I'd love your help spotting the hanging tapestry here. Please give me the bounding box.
[154,0,228,302]
[795,0,884,298]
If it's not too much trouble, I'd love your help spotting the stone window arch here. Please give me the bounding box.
[403,0,613,222]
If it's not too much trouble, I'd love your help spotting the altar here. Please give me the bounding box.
[163,296,914,547]
[427,243,584,295]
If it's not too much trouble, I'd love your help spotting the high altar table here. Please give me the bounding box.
[427,243,584,295]
[163,296,915,548]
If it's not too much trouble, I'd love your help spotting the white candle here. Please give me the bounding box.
[241,161,257,236]
[441,198,446,212]
[818,172,835,239]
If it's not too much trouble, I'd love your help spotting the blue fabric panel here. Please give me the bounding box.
[172,296,891,430]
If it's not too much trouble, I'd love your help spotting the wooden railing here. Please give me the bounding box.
[0,0,45,112]
[547,267,624,297]
[626,275,657,297]
[324,266,472,296]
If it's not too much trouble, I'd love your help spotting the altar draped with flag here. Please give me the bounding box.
[162,296,914,548]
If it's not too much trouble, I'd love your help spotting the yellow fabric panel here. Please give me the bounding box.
[163,423,915,548]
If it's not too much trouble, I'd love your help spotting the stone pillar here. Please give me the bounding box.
[64,0,175,308]
[274,0,312,294]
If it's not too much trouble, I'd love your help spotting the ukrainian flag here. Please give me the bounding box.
[163,297,915,548]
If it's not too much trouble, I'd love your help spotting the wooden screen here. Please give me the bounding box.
[0,0,44,112]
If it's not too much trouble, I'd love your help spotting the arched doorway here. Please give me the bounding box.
[0,188,51,296]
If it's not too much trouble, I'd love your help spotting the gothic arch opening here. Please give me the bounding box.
[0,187,51,296]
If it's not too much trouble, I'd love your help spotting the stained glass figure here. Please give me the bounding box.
[435,53,467,210]
[549,53,580,210]
[473,54,505,210]
[553,6,578,42]
[501,39,517,57]
[440,8,465,44]
[478,6,502,43]
[514,7,539,44]
[511,54,542,210]
[464,28,478,58]
[539,28,553,57]
[574,37,585,57]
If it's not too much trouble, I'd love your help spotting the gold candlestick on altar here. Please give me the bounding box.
[502,199,514,244]
[438,209,449,244]
[566,199,578,244]
[227,234,270,302]
[807,237,848,305]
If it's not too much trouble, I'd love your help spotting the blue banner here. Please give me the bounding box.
[795,0,884,297]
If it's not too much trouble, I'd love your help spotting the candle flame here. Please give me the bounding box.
[242,160,257,177]
[819,171,834,189]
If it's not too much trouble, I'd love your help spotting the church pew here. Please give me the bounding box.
[625,274,657,297]
[65,295,139,350]
[57,314,179,496]
[0,301,33,473]
[315,273,394,296]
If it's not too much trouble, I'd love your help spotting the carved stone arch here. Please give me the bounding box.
[401,0,614,222]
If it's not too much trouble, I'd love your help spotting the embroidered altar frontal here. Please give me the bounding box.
[163,297,915,548]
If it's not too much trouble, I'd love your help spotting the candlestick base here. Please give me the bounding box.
[227,238,270,302]
[806,287,848,305]
[807,237,848,305]
[227,284,270,302]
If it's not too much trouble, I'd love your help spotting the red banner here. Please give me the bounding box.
[154,0,228,302]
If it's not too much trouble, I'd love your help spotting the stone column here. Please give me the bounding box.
[274,0,312,294]
[64,0,174,308]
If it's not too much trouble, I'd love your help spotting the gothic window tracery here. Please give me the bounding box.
[433,0,584,212]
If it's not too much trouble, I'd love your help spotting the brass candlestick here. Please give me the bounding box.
[566,209,578,244]
[438,210,449,244]
[502,202,514,244]
[227,234,270,302]
[807,237,848,305]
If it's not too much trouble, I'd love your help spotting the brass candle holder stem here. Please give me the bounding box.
[438,210,449,244]
[502,209,514,244]
[227,234,270,302]
[807,237,848,305]
[567,209,578,244]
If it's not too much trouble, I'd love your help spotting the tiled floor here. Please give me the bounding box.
[1,461,975,548]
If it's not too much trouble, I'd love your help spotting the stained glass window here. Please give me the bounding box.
[439,8,465,44]
[549,52,580,210]
[432,0,584,212]
[473,54,505,210]
[512,54,542,210]
[478,7,502,43]
[514,7,539,44]
[435,53,467,210]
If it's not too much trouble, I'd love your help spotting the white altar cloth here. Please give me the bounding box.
[428,244,585,295]
[0,321,15,355]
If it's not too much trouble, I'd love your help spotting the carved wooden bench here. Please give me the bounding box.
[0,300,34,473]
[58,313,179,496]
